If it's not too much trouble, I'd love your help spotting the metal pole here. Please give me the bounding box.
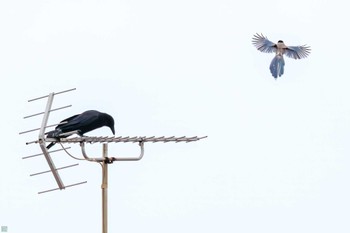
[102,144,108,233]
[38,92,65,189]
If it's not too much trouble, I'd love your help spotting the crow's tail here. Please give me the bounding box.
[46,130,57,150]
[270,55,285,79]
[46,142,56,150]
[46,129,61,138]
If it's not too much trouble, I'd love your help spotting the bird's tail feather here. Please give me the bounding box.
[46,142,56,150]
[46,129,62,138]
[270,55,285,79]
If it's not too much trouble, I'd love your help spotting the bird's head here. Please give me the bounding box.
[104,113,115,135]
[277,40,284,43]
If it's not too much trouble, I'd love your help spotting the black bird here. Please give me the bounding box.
[46,110,115,149]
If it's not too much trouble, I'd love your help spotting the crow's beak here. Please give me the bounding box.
[111,127,115,135]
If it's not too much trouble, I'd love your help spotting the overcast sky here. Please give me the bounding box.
[1,0,350,232]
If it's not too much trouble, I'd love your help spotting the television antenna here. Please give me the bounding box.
[20,88,207,233]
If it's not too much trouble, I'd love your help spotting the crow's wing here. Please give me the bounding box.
[284,45,311,59]
[59,114,80,124]
[58,110,101,134]
[53,114,80,131]
[252,33,277,53]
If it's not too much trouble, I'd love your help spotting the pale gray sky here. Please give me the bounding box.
[1,0,350,232]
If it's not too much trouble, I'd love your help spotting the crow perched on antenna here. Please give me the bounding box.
[46,110,115,149]
[252,33,311,79]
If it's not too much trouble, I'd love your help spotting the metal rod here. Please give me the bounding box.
[26,140,39,145]
[58,136,207,144]
[23,105,72,119]
[22,147,71,159]
[113,142,144,161]
[38,92,65,190]
[19,121,68,135]
[30,163,79,176]
[102,144,108,233]
[28,88,76,102]
[79,142,145,162]
[80,143,105,162]
[38,181,87,194]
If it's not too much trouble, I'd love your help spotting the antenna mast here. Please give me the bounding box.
[20,88,207,233]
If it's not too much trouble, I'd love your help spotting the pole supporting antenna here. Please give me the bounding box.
[74,137,206,233]
[102,144,108,233]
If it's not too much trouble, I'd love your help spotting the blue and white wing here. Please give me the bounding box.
[252,33,277,53]
[284,45,311,59]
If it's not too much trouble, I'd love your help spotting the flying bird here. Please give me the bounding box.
[46,110,115,149]
[252,33,311,79]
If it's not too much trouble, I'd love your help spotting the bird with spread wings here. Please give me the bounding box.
[252,33,311,79]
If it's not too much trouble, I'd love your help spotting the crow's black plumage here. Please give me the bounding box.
[46,110,115,149]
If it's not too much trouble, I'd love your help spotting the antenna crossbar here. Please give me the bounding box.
[30,163,79,176]
[19,121,68,135]
[22,147,71,159]
[43,136,207,144]
[38,181,87,194]
[23,105,72,119]
[28,88,76,102]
